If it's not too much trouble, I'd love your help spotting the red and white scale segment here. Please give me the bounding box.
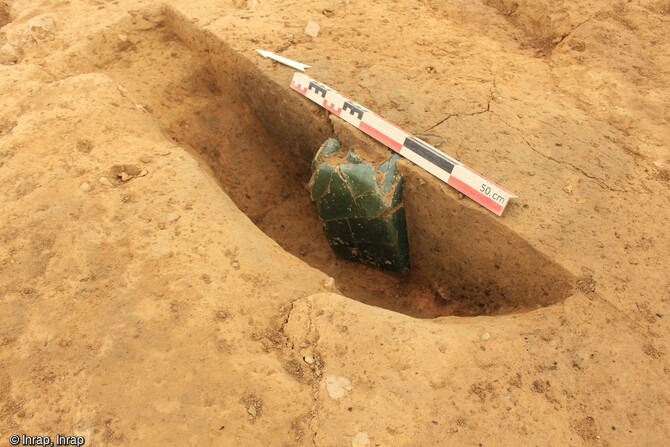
[290,72,517,216]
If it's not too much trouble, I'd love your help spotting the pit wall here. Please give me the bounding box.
[163,5,576,313]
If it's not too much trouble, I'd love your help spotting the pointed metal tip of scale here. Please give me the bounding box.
[256,49,310,72]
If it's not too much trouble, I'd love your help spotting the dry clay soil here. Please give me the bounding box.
[1,0,670,446]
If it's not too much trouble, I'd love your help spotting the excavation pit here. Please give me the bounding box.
[69,5,577,318]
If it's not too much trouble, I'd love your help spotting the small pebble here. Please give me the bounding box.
[435,287,449,302]
[351,432,370,447]
[140,156,152,163]
[325,375,352,400]
[167,212,181,222]
[247,406,257,417]
[323,277,335,291]
[563,185,573,194]
[231,261,240,270]
[119,171,131,181]
[80,182,91,192]
[304,21,320,38]
[481,332,490,341]
[99,176,112,187]
[138,169,148,177]
[304,355,315,365]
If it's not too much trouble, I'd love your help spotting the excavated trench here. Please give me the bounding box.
[78,6,577,318]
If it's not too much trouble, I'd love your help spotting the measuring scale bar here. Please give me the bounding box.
[290,72,517,216]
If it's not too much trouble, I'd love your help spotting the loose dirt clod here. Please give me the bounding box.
[0,44,19,64]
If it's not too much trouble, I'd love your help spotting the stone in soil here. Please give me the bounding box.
[325,375,352,400]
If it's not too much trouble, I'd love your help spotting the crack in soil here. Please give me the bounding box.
[423,74,497,132]
[492,112,630,193]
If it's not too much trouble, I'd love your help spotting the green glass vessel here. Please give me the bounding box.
[308,138,410,273]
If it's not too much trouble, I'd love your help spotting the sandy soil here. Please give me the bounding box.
[1,0,669,446]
